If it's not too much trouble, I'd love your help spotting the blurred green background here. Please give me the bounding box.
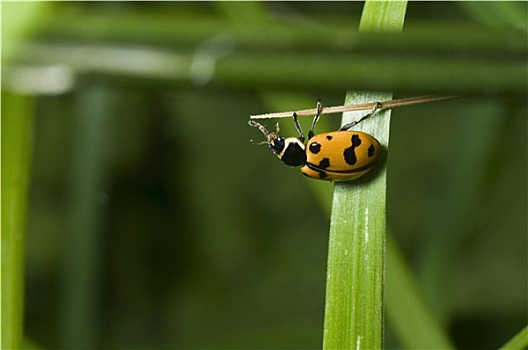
[2,1,527,349]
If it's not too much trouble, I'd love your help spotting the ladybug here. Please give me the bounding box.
[249,101,382,181]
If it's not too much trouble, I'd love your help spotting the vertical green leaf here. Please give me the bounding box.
[359,0,408,32]
[323,1,407,349]
[2,92,35,349]
[2,3,51,348]
[58,80,113,348]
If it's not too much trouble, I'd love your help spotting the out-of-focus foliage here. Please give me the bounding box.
[2,1,526,349]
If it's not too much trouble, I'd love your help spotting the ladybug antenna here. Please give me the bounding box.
[248,120,280,145]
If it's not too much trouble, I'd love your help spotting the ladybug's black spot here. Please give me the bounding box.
[368,144,375,157]
[343,134,362,165]
[326,135,333,140]
[309,142,321,154]
[318,158,331,170]
[305,158,330,179]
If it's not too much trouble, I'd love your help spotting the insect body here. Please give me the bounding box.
[249,102,381,181]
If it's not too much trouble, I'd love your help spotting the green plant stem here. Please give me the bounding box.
[323,2,407,349]
[1,92,35,349]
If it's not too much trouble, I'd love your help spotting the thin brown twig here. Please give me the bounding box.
[249,95,460,120]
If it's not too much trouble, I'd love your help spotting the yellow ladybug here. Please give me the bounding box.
[249,102,381,181]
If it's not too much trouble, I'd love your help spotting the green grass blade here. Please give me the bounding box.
[385,233,455,348]
[359,0,408,32]
[1,92,35,349]
[500,325,528,350]
[323,91,392,350]
[323,1,407,349]
[458,2,528,29]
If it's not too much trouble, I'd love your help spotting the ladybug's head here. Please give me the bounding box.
[249,120,306,167]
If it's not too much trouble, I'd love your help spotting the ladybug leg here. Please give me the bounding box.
[249,120,269,144]
[292,112,305,142]
[308,100,323,139]
[274,121,280,134]
[249,120,280,145]
[339,102,382,131]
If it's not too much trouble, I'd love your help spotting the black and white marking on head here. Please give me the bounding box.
[248,121,307,168]
[279,138,306,167]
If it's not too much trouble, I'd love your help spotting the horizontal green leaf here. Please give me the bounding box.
[29,10,526,56]
[7,43,526,96]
